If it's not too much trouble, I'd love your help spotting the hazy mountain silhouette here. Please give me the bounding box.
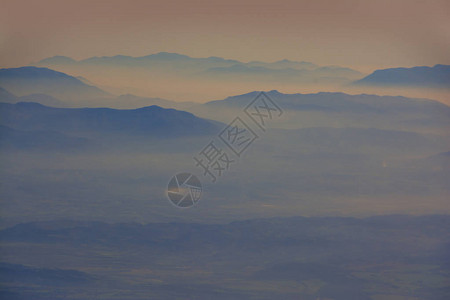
[33,53,367,101]
[246,59,317,70]
[36,53,363,83]
[0,87,67,107]
[0,87,17,102]
[205,90,450,113]
[37,52,358,74]
[39,52,240,69]
[0,66,109,100]
[96,94,197,110]
[0,102,221,136]
[353,64,450,88]
[195,90,450,133]
[0,88,196,110]
[199,64,361,83]
[17,94,67,107]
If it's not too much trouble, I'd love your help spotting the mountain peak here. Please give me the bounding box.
[277,59,293,63]
[267,89,282,95]
[141,52,191,60]
[38,56,76,64]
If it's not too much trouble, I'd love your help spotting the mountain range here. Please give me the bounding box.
[2,70,450,138]
[35,52,364,85]
[353,64,450,88]
[205,90,450,113]
[36,53,450,89]
[193,90,450,134]
[0,66,109,101]
[36,52,349,74]
[0,87,68,107]
[0,84,195,110]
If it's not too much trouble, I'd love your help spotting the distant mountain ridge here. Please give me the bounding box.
[0,66,109,100]
[205,90,450,114]
[0,87,195,110]
[353,64,450,88]
[36,52,364,83]
[190,90,450,134]
[38,52,303,67]
[0,86,68,107]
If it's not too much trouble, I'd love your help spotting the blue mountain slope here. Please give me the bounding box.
[205,90,450,114]
[0,102,221,136]
[18,93,67,107]
[0,66,108,100]
[353,64,450,88]
[196,90,450,133]
[0,86,17,102]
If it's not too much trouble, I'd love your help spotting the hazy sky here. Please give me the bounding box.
[1,0,449,71]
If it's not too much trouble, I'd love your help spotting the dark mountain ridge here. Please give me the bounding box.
[0,101,221,136]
